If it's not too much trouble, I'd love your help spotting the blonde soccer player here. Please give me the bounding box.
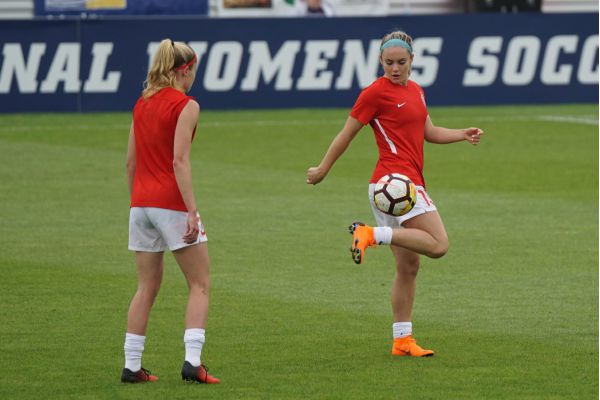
[122,39,219,383]
[307,31,483,357]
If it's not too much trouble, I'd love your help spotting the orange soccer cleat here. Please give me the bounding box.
[181,361,220,384]
[349,222,377,264]
[120,367,159,383]
[391,336,434,357]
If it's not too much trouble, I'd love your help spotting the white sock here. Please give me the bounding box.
[393,322,413,339]
[373,227,393,245]
[124,333,146,371]
[184,328,205,367]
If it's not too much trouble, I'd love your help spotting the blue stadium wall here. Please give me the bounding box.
[0,13,597,112]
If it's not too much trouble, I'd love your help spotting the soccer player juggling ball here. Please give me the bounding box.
[306,31,484,357]
[122,39,219,383]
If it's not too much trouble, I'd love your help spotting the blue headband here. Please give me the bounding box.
[380,38,413,54]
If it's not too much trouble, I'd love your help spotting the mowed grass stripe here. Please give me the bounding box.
[1,114,598,134]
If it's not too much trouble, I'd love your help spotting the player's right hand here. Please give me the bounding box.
[306,167,325,185]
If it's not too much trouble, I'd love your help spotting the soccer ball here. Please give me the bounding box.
[373,173,416,216]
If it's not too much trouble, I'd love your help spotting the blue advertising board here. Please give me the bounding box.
[0,13,597,112]
[33,0,208,16]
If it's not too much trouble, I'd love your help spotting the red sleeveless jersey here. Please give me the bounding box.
[130,87,196,212]
[350,78,428,187]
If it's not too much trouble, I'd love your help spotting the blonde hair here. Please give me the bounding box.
[143,39,196,99]
[380,30,414,51]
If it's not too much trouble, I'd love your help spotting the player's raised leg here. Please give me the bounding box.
[121,251,163,383]
[391,211,448,259]
[173,243,220,384]
[349,211,448,264]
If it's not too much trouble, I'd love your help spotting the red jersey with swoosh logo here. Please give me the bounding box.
[350,77,428,187]
[131,87,196,212]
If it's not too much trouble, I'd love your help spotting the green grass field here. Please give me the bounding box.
[0,104,597,399]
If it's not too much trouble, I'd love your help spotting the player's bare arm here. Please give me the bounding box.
[173,100,201,243]
[424,115,483,145]
[306,116,364,185]
[126,122,136,195]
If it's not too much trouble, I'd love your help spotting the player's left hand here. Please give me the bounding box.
[464,127,483,146]
[183,210,200,244]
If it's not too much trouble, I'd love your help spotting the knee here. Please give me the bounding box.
[428,240,449,259]
[189,278,210,295]
[136,284,161,302]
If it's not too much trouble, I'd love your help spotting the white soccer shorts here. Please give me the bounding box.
[128,207,207,252]
[368,184,437,228]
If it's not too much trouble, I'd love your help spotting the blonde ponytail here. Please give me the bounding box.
[143,39,196,99]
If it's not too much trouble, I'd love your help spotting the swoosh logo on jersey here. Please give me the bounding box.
[397,102,406,108]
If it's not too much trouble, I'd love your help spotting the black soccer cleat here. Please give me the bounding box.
[181,361,220,384]
[120,367,158,383]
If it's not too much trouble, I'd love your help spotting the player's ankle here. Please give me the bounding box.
[373,227,392,245]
